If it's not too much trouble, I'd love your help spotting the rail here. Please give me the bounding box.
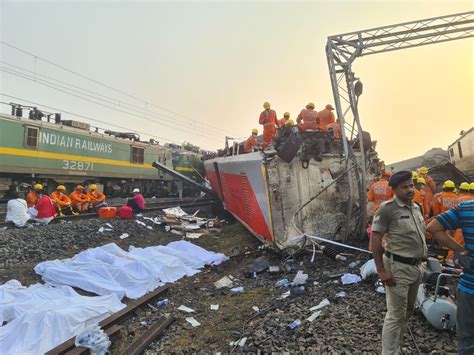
[46,285,174,355]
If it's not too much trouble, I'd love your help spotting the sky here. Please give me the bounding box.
[0,0,472,164]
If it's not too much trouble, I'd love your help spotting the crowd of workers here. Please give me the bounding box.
[5,183,146,227]
[368,166,474,266]
[243,101,342,153]
[369,170,474,355]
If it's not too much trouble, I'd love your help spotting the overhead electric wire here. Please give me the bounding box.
[0,67,223,143]
[0,41,232,136]
[0,93,184,145]
[0,66,224,140]
[0,60,229,137]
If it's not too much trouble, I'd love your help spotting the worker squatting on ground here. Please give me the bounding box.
[50,185,77,216]
[427,201,474,355]
[127,188,145,213]
[316,104,336,130]
[33,187,57,225]
[5,191,31,227]
[243,129,260,154]
[69,185,92,213]
[296,102,318,132]
[370,170,427,355]
[259,102,279,148]
[278,112,290,126]
[26,183,42,207]
[88,184,107,209]
[367,171,393,216]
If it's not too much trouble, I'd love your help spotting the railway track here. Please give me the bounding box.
[0,196,217,227]
[45,285,173,355]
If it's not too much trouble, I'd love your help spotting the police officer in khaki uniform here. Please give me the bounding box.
[370,170,427,355]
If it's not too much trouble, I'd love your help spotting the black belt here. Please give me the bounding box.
[385,251,421,266]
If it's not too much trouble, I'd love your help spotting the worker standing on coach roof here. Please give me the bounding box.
[243,129,260,154]
[259,102,279,148]
[50,185,77,216]
[296,102,318,132]
[327,118,342,139]
[88,184,107,209]
[427,200,474,355]
[278,112,290,126]
[370,170,427,355]
[26,183,43,207]
[70,185,91,213]
[316,104,336,131]
[127,188,145,213]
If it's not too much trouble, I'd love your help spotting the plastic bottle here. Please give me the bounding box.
[230,287,244,293]
[156,299,169,307]
[275,279,290,288]
[288,320,302,330]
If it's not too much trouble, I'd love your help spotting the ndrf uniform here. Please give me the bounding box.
[372,196,427,355]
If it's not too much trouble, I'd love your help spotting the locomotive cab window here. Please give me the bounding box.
[24,126,39,148]
[131,146,145,164]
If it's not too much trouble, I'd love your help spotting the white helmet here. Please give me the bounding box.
[132,188,140,193]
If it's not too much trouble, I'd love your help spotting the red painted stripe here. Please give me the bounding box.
[206,170,272,241]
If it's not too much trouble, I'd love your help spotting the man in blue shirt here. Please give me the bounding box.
[427,200,474,355]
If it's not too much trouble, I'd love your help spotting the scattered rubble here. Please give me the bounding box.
[0,212,458,353]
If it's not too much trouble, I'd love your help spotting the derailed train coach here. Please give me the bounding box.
[204,126,381,249]
[0,111,202,197]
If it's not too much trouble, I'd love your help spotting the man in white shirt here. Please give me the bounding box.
[5,192,32,227]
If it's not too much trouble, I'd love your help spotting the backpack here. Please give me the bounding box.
[117,205,133,219]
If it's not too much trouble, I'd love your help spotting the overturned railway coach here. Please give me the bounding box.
[204,128,381,249]
[0,112,192,197]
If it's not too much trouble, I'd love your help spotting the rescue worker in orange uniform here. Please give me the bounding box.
[259,102,279,148]
[69,185,91,213]
[414,177,430,219]
[243,128,260,154]
[316,104,336,131]
[458,182,471,201]
[286,119,295,127]
[26,183,43,207]
[367,170,394,216]
[296,102,318,132]
[327,118,342,139]
[445,182,473,265]
[88,184,107,208]
[418,167,436,213]
[431,180,459,217]
[50,185,77,216]
[278,112,290,127]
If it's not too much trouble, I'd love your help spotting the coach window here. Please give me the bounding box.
[24,126,39,148]
[131,146,145,164]
[457,141,463,159]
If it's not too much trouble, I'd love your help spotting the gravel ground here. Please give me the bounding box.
[0,211,458,354]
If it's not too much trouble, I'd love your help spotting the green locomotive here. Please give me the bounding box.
[0,108,205,197]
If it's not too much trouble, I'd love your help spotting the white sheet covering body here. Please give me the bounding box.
[0,281,125,355]
[35,241,228,300]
